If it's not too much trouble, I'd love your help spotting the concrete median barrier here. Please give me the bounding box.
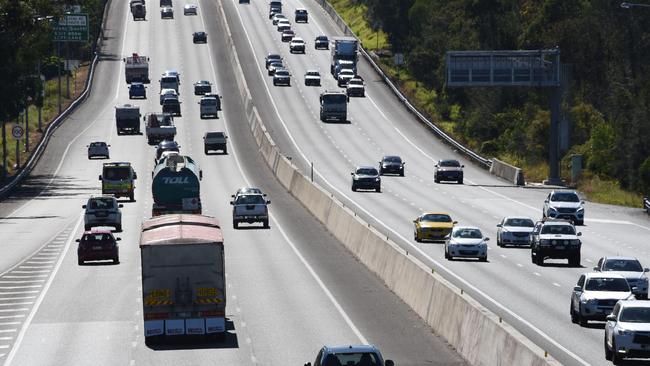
[489,158,525,186]
[216,0,559,364]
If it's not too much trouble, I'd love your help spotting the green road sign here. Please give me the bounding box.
[53,14,89,42]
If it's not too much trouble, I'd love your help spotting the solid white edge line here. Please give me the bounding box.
[203,0,368,344]
[229,2,589,365]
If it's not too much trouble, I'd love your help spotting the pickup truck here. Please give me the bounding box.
[230,193,270,229]
[203,131,227,154]
[145,113,176,145]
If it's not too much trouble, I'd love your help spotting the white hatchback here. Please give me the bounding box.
[445,226,489,261]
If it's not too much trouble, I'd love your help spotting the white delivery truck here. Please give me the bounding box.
[140,214,226,344]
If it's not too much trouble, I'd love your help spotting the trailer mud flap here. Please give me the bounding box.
[144,320,164,337]
[165,319,185,335]
[206,317,225,333]
[186,318,206,335]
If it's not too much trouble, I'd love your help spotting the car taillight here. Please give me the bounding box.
[197,310,225,317]
[144,312,170,320]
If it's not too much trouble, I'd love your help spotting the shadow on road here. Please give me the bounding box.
[5,174,95,201]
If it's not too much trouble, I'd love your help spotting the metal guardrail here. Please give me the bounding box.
[0,0,110,199]
[314,0,492,168]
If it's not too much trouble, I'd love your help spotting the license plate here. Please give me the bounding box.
[555,246,565,250]
[92,246,102,250]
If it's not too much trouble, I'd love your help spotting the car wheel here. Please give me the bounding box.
[434,176,440,183]
[129,193,135,202]
[479,256,487,262]
[604,336,613,361]
[233,220,238,229]
[263,220,269,229]
[576,220,584,226]
[113,257,120,264]
[569,253,581,267]
[204,149,209,155]
[84,225,91,231]
[531,252,538,264]
[458,178,463,184]
[570,302,578,323]
[223,148,228,154]
[375,186,381,193]
[578,306,588,327]
[400,171,404,177]
[351,185,357,192]
[414,231,421,242]
[116,225,122,232]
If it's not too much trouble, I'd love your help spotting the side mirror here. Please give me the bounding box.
[229,201,234,205]
[593,267,599,271]
[116,237,122,241]
[577,232,582,236]
[231,195,235,198]
[606,314,617,322]
[75,239,80,242]
[262,193,267,197]
[413,219,418,223]
[304,363,312,366]
[86,145,89,147]
[350,172,354,176]
[133,173,138,179]
[266,200,271,204]
[496,224,502,227]
[461,165,465,168]
[82,205,87,209]
[453,221,458,224]
[385,360,395,366]
[544,199,548,203]
[644,268,650,273]
[434,164,439,167]
[484,237,490,241]
[108,145,111,147]
[581,200,585,204]
[98,175,103,181]
[573,286,582,292]
[118,204,124,208]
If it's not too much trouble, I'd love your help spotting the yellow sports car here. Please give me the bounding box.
[413,212,456,242]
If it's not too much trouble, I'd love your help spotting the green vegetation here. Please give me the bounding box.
[327,0,650,206]
[0,0,105,180]
[329,0,388,50]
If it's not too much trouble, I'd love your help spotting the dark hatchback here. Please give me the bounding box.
[315,35,329,49]
[351,166,381,192]
[379,155,405,176]
[77,229,120,265]
[128,82,146,99]
[434,159,464,184]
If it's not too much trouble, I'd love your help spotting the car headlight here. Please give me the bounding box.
[375,178,380,182]
[618,328,634,336]
[641,277,649,284]
[548,206,558,213]
[571,239,580,245]
[582,298,598,305]
[540,239,551,246]
[577,207,584,212]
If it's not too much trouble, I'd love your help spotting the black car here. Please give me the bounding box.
[295,8,308,23]
[193,31,207,43]
[379,155,405,176]
[128,82,146,99]
[315,35,329,49]
[265,53,282,68]
[156,140,180,162]
[193,80,212,95]
[434,159,464,184]
[161,97,181,116]
[351,166,381,192]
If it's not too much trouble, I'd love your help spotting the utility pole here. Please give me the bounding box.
[37,59,43,132]
[57,42,62,114]
[66,41,70,98]
[24,105,29,152]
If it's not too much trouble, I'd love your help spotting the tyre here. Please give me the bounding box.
[116,225,122,232]
[375,186,381,193]
[479,256,487,262]
[351,185,357,192]
[262,220,269,228]
[129,193,135,202]
[320,114,325,122]
[444,250,450,259]
[400,171,404,177]
[611,340,623,365]
[578,306,588,327]
[570,303,578,324]
[604,336,613,361]
[233,220,238,229]
[113,257,120,264]
[78,258,83,265]
[84,225,91,231]
[497,235,502,247]
[569,253,581,267]
[576,220,584,226]
[458,178,463,184]
[223,148,227,154]
[414,231,421,243]
[434,176,440,183]
[204,149,209,155]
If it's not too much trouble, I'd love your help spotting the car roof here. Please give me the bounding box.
[158,140,179,147]
[453,226,482,231]
[618,300,650,308]
[356,165,377,170]
[421,212,451,216]
[324,345,380,354]
[195,80,210,84]
[540,219,573,226]
[382,155,401,159]
[184,4,196,7]
[602,256,639,261]
[316,35,328,39]
[267,53,281,57]
[194,31,206,34]
[306,69,319,74]
[585,272,626,279]
[292,37,304,41]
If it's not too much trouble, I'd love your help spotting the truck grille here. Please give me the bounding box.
[513,232,530,238]
[597,299,618,307]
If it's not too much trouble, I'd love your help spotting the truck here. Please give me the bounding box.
[319,90,348,122]
[130,0,146,20]
[145,112,176,145]
[124,53,150,83]
[330,37,358,76]
[139,214,226,343]
[115,104,141,135]
[99,162,137,201]
[151,154,202,216]
[269,0,281,14]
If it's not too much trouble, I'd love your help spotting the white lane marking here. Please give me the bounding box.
[2,276,48,279]
[0,316,25,320]
[0,309,29,313]
[231,3,588,365]
[4,215,82,366]
[0,286,42,290]
[534,272,541,277]
[0,303,33,307]
[0,330,17,333]
[0,337,13,341]
[202,4,367,344]
[0,297,36,302]
[0,292,38,296]
[0,280,46,284]
[553,283,561,288]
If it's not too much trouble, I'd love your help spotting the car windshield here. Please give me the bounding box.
[132,84,144,89]
[197,81,209,85]
[90,142,106,147]
[201,98,217,105]
[235,195,265,205]
[340,70,354,76]
[161,76,176,83]
[439,160,460,167]
[357,168,378,175]
[206,132,224,139]
[324,353,379,366]
[383,156,401,163]
[296,10,307,14]
[603,259,643,272]
[317,36,327,41]
[540,224,575,235]
[585,277,630,292]
[453,228,483,239]
[551,192,580,202]
[236,187,261,195]
[619,307,650,323]
[275,70,289,76]
[421,214,452,223]
[270,62,283,68]
[307,71,319,76]
[292,39,304,44]
[504,218,535,227]
[103,167,131,180]
[89,198,114,209]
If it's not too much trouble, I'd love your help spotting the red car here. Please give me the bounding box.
[77,229,120,265]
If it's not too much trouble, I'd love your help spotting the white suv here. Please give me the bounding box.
[83,196,123,232]
[570,273,634,327]
[594,256,650,300]
[605,300,650,364]
[543,190,585,225]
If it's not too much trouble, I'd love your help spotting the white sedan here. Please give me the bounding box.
[184,4,198,15]
[496,216,535,247]
[445,226,489,261]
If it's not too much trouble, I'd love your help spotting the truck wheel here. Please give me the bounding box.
[263,220,269,228]
[113,257,120,264]
[116,225,122,232]
[569,253,581,267]
[604,336,613,360]
[78,258,83,265]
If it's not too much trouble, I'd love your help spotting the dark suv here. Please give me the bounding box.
[434,159,464,184]
[128,82,146,99]
[351,166,381,192]
[295,8,308,23]
[379,155,405,176]
[314,35,329,50]
[193,31,207,43]
[77,229,120,265]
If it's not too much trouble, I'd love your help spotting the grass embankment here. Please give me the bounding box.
[0,64,90,180]
[327,1,643,207]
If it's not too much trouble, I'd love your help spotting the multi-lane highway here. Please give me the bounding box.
[219,0,650,365]
[0,0,467,365]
